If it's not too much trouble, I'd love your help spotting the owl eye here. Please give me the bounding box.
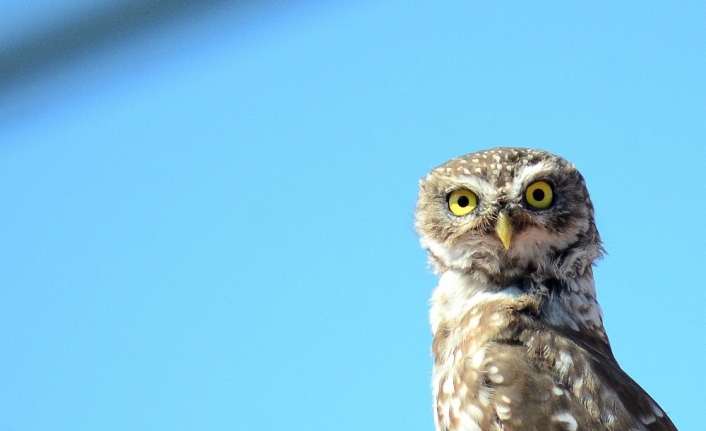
[448,190,478,216]
[525,181,554,209]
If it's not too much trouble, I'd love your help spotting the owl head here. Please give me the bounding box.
[415,147,603,285]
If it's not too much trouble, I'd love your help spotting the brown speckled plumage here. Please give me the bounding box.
[416,148,677,431]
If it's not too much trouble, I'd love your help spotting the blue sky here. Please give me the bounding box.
[1,2,703,430]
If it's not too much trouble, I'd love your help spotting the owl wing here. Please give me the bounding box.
[479,323,678,431]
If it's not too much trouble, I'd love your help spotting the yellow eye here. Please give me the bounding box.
[525,181,553,209]
[448,190,478,216]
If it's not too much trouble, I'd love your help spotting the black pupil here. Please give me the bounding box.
[457,196,470,207]
[532,189,545,201]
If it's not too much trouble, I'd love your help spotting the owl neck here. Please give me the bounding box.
[430,267,614,362]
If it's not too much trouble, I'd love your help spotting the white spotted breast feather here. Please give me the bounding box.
[416,148,678,431]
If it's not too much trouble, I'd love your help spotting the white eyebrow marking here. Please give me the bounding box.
[445,174,498,202]
[507,160,554,199]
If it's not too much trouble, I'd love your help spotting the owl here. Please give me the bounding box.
[415,148,677,431]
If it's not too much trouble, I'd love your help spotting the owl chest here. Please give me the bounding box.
[431,308,512,431]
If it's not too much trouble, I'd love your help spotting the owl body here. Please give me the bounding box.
[416,148,677,431]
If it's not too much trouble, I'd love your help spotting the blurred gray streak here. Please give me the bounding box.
[0,0,290,123]
[0,0,239,87]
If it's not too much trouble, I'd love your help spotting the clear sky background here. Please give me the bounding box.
[0,2,703,430]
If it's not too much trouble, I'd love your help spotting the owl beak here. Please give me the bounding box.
[495,212,513,249]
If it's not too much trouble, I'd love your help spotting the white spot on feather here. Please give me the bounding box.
[651,402,665,418]
[556,351,573,376]
[573,377,583,390]
[471,349,485,369]
[478,388,491,406]
[640,414,656,425]
[488,373,504,384]
[496,403,511,420]
[458,383,468,398]
[442,376,454,394]
[469,404,483,421]
[467,314,481,330]
[458,411,482,431]
[552,412,578,431]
